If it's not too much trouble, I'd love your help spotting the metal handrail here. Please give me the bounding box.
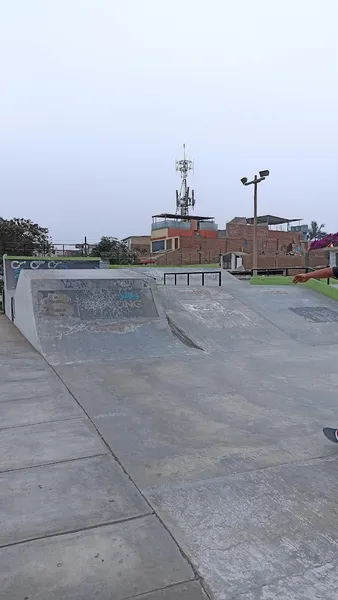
[163,271,222,286]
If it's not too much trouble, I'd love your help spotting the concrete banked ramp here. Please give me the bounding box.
[14,269,192,365]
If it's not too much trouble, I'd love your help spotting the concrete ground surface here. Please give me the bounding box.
[3,269,338,599]
[0,317,207,600]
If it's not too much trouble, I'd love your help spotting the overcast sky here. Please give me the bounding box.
[0,1,337,244]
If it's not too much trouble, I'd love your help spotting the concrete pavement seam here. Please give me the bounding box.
[0,415,82,431]
[0,452,107,474]
[0,512,154,550]
[0,392,72,404]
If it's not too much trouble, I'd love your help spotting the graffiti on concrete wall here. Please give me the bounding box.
[4,258,100,290]
[41,292,77,318]
[37,281,157,322]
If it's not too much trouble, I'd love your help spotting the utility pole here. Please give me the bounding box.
[241,170,270,277]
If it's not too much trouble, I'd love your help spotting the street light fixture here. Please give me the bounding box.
[240,170,270,276]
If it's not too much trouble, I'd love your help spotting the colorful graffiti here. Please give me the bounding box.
[4,258,100,290]
[41,292,75,317]
[11,260,69,286]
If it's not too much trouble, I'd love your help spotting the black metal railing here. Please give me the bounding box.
[163,271,222,286]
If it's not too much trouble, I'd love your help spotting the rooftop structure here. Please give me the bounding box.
[245,215,302,226]
[152,213,214,221]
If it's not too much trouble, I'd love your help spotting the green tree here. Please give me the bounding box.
[0,218,53,257]
[90,236,134,264]
[308,221,327,241]
[0,218,52,299]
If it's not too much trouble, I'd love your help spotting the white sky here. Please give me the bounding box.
[0,0,337,244]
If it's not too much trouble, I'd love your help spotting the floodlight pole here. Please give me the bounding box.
[253,175,258,277]
[241,172,269,276]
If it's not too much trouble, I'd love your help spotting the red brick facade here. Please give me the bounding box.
[225,222,302,254]
[151,218,328,269]
[150,219,328,269]
[154,236,227,265]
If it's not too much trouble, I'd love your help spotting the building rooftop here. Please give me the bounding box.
[122,235,150,241]
[152,213,214,221]
[246,215,302,226]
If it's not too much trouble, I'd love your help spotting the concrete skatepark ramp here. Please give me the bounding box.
[14,269,198,365]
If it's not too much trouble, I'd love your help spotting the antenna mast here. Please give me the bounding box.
[175,144,195,217]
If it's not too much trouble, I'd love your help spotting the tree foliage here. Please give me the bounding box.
[308,221,327,241]
[90,236,136,264]
[0,218,52,257]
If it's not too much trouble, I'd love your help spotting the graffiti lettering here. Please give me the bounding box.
[11,260,26,270]
[119,292,140,301]
[61,280,87,289]
[125,300,142,308]
[48,261,69,270]
[31,261,45,269]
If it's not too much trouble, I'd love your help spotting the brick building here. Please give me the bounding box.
[125,213,326,269]
[150,213,308,267]
[151,213,225,265]
[225,215,302,255]
[122,235,151,254]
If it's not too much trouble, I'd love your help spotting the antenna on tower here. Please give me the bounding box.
[175,144,195,218]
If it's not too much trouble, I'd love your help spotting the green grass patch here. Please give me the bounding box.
[250,275,338,301]
[250,276,293,285]
[305,278,338,301]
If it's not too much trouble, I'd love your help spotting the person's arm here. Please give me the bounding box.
[293,267,337,283]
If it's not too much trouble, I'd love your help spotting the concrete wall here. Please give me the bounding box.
[13,270,39,350]
[3,256,100,320]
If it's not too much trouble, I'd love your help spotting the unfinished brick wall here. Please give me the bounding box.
[242,254,305,270]
[308,250,329,268]
[152,226,328,269]
[226,222,302,253]
[154,236,227,265]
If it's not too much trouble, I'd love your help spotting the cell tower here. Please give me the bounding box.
[175,144,195,218]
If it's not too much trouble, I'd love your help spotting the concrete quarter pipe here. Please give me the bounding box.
[14,269,198,365]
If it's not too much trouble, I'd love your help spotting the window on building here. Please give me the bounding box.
[175,237,179,249]
[151,239,165,253]
[166,238,173,251]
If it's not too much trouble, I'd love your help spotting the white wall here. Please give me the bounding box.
[329,251,338,268]
[14,271,40,352]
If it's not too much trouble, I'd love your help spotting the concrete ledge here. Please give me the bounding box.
[250,276,293,285]
[306,278,338,301]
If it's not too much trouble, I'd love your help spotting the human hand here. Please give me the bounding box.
[293,273,309,284]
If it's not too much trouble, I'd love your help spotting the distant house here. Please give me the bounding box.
[290,224,310,241]
[122,235,150,254]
